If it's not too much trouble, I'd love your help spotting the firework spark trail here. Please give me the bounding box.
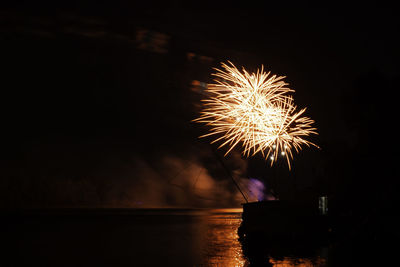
[194,61,318,170]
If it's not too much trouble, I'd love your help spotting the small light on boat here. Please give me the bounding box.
[318,196,328,215]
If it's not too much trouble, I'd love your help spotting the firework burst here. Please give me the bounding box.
[195,61,318,170]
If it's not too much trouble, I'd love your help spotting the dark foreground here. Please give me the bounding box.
[1,209,398,266]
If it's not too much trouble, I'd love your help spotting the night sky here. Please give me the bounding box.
[1,1,399,211]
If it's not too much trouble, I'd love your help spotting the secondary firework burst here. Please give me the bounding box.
[194,61,318,170]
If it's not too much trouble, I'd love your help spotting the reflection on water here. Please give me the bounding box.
[197,209,328,266]
[269,257,326,267]
[6,208,331,266]
[199,209,245,266]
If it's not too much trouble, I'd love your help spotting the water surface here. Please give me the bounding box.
[4,208,383,266]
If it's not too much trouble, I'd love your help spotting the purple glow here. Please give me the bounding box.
[248,178,265,201]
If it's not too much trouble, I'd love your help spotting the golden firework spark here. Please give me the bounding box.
[194,61,318,170]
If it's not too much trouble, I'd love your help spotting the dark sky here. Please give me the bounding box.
[1,1,399,209]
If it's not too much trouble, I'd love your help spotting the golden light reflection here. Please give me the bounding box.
[269,257,327,267]
[200,212,246,266]
[198,210,328,266]
[195,62,318,170]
